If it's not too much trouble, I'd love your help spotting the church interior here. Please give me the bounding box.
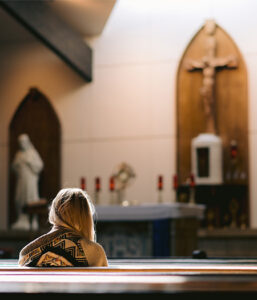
[1,0,257,296]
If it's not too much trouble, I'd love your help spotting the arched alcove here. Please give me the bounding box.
[8,87,61,226]
[176,21,248,228]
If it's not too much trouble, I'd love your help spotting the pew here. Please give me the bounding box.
[1,258,257,296]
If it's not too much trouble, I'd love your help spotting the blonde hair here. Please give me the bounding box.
[49,188,95,241]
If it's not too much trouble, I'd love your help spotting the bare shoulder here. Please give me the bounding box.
[80,239,108,267]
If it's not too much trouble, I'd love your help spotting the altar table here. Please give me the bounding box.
[95,203,205,258]
[1,258,257,296]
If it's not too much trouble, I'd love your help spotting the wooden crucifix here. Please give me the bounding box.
[184,20,238,134]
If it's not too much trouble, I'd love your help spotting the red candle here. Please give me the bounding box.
[95,177,101,192]
[158,175,163,191]
[190,173,195,188]
[80,177,86,191]
[173,174,178,190]
[109,176,115,191]
[230,140,238,159]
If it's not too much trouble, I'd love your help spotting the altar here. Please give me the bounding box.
[94,203,205,258]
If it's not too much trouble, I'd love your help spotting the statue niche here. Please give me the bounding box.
[9,88,61,228]
[11,133,44,230]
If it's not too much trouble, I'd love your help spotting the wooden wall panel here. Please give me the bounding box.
[176,22,248,186]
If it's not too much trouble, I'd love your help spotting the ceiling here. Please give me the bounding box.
[0,0,117,42]
[50,0,117,37]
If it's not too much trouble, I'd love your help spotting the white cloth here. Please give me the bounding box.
[94,203,205,221]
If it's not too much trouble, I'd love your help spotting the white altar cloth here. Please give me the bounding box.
[95,203,205,221]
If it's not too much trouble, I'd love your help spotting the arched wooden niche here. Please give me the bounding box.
[177,21,248,186]
[9,88,61,225]
[177,21,249,228]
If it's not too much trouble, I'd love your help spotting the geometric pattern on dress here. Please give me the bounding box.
[21,230,89,267]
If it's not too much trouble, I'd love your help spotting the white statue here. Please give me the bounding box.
[12,134,44,229]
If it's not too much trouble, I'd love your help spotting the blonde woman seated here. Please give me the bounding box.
[19,188,108,267]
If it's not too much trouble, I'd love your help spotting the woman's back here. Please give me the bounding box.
[19,188,108,267]
[19,227,108,267]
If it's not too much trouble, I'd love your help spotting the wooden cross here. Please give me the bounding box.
[184,20,238,134]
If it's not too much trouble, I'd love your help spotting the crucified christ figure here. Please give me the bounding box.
[184,20,238,134]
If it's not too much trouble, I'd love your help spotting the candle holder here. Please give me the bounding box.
[207,208,215,230]
[109,176,116,205]
[189,174,195,205]
[80,177,86,191]
[157,175,163,203]
[94,177,101,205]
[173,174,178,202]
[239,213,247,230]
[229,198,239,228]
